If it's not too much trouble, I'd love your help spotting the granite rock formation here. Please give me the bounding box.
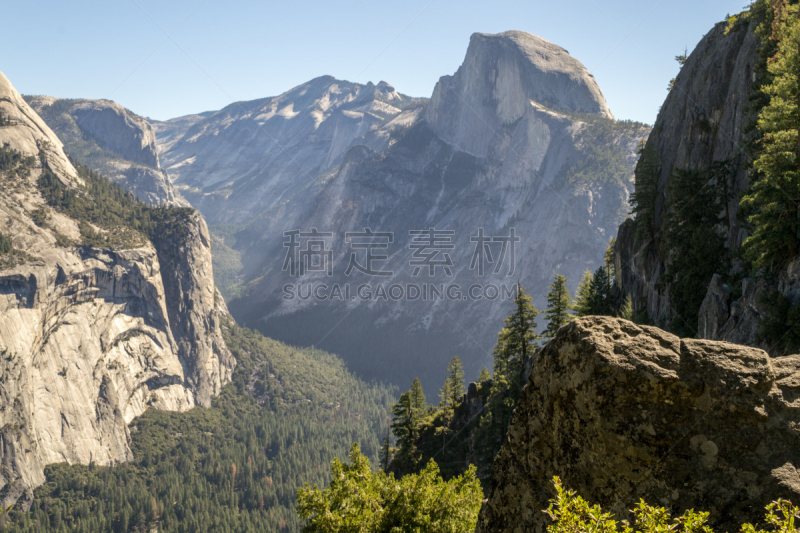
[0,70,233,507]
[478,316,800,532]
[24,96,187,206]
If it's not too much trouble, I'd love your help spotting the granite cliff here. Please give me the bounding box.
[0,70,233,507]
[613,12,795,347]
[478,316,800,532]
[24,96,187,206]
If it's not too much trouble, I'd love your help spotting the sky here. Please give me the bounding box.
[1,0,749,124]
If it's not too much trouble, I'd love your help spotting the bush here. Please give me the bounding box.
[545,477,800,533]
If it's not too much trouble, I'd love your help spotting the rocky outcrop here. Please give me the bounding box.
[24,96,187,206]
[0,71,232,506]
[426,31,613,158]
[477,316,800,532]
[614,17,761,333]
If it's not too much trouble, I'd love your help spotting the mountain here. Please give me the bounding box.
[25,32,648,391]
[157,76,424,223]
[157,31,648,391]
[477,316,800,532]
[614,4,800,350]
[0,70,232,507]
[24,96,188,206]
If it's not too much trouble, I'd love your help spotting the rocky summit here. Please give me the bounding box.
[0,70,233,507]
[478,316,800,532]
[426,31,613,158]
[24,96,187,206]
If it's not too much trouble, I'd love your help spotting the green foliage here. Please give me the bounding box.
[390,391,421,473]
[544,274,572,338]
[478,367,491,383]
[742,4,800,271]
[410,377,427,415]
[0,233,11,255]
[545,476,800,533]
[492,285,539,391]
[296,443,482,533]
[572,269,594,317]
[0,143,35,175]
[439,357,465,415]
[618,295,634,321]
[3,321,395,533]
[630,141,661,243]
[661,164,734,337]
[587,266,614,316]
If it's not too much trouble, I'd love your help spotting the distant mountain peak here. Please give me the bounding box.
[426,29,613,157]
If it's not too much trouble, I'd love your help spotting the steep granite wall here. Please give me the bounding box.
[0,71,232,506]
[25,96,187,206]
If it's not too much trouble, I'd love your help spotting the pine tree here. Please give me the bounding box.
[742,4,800,270]
[390,392,420,471]
[572,269,594,317]
[445,356,464,408]
[544,274,572,338]
[379,426,393,472]
[410,377,427,415]
[604,237,616,282]
[478,367,491,383]
[492,284,539,391]
[587,266,614,316]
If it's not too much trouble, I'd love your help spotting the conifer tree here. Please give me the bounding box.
[379,427,393,472]
[478,367,491,383]
[492,284,539,391]
[742,3,800,270]
[390,392,420,472]
[544,274,572,338]
[604,237,616,281]
[587,266,614,316]
[410,377,427,416]
[444,356,465,408]
[572,269,594,317]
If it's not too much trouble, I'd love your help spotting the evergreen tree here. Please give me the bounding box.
[742,3,800,270]
[587,266,614,316]
[410,377,427,416]
[604,237,616,281]
[379,427,393,472]
[572,269,594,317]
[478,367,491,383]
[445,356,465,408]
[390,392,420,472]
[544,274,572,338]
[492,284,539,392]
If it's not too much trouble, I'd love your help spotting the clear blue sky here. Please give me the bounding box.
[1,0,748,124]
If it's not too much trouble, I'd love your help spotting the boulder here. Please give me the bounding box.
[478,316,800,532]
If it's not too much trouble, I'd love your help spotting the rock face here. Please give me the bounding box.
[157,76,423,223]
[614,17,777,344]
[155,31,648,391]
[24,96,187,206]
[0,71,233,506]
[426,31,613,158]
[477,316,800,532]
